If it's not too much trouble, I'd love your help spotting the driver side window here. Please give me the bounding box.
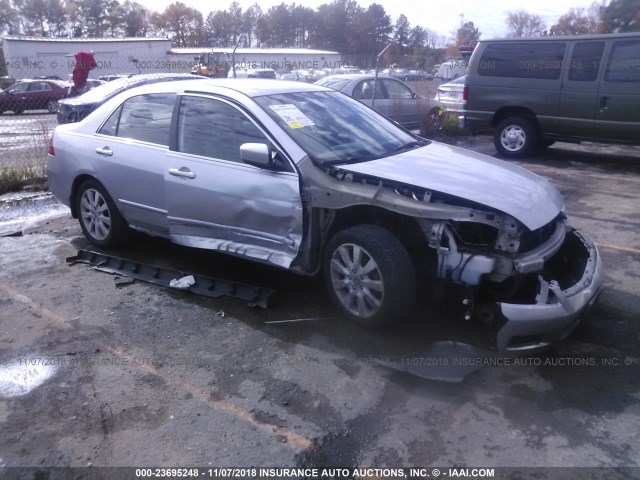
[177,96,268,163]
[354,80,385,100]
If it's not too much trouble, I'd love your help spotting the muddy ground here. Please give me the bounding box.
[0,139,639,474]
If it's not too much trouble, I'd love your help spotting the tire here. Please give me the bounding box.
[47,99,58,113]
[494,116,538,159]
[13,108,24,115]
[323,225,416,328]
[76,179,129,247]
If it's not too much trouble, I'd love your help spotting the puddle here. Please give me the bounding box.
[0,362,57,398]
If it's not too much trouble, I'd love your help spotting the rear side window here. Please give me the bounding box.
[478,42,566,79]
[568,42,605,82]
[98,93,175,146]
[605,40,640,82]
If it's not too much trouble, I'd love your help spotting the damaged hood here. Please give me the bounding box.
[340,141,564,230]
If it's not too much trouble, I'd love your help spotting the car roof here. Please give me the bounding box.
[120,78,331,98]
[321,74,392,81]
[60,73,205,105]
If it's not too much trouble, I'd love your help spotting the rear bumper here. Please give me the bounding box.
[496,229,604,353]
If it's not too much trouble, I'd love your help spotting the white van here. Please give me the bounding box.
[436,60,468,81]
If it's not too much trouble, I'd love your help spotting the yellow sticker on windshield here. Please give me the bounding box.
[270,104,315,129]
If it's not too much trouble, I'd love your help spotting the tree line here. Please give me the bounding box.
[0,0,637,54]
[505,0,639,37]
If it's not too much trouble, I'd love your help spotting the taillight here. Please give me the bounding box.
[463,85,468,102]
[48,133,55,156]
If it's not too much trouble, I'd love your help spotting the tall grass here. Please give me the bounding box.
[0,117,50,193]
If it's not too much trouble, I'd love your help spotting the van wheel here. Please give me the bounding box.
[494,116,538,158]
[323,225,416,328]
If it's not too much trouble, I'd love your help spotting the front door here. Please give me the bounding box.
[165,95,303,269]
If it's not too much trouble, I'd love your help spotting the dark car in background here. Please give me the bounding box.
[56,73,205,124]
[0,79,70,114]
[315,74,440,130]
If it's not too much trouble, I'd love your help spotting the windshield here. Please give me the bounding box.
[254,91,426,165]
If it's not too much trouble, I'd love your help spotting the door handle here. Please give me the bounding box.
[599,96,609,112]
[168,167,196,179]
[95,147,113,156]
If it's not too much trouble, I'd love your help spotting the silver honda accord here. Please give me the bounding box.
[47,78,604,352]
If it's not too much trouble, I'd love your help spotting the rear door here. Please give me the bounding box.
[91,93,175,234]
[594,38,640,142]
[164,94,303,269]
[557,41,605,139]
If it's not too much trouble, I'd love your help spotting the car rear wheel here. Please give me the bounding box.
[494,116,538,159]
[323,225,416,328]
[76,180,129,247]
[47,99,58,113]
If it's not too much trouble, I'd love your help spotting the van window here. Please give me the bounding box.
[605,40,640,82]
[478,42,566,79]
[568,42,604,82]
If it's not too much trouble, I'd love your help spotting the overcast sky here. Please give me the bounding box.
[136,0,600,40]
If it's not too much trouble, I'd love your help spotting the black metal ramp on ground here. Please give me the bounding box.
[66,249,274,308]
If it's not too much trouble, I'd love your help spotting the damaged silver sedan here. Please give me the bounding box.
[47,79,604,352]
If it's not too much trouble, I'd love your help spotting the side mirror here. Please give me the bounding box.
[240,143,280,171]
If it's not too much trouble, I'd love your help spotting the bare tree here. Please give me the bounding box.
[550,4,602,35]
[506,10,546,37]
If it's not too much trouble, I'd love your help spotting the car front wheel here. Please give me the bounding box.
[76,180,129,247]
[323,225,416,328]
[494,116,538,159]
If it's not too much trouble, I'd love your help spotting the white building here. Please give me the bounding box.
[2,36,173,80]
[1,36,342,80]
[172,47,343,72]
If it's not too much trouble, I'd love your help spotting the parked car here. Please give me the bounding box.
[228,67,276,79]
[315,74,440,130]
[406,70,434,81]
[0,79,70,114]
[57,73,205,124]
[85,79,107,90]
[47,79,603,353]
[0,76,15,90]
[99,74,136,82]
[435,75,466,113]
[462,32,640,158]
